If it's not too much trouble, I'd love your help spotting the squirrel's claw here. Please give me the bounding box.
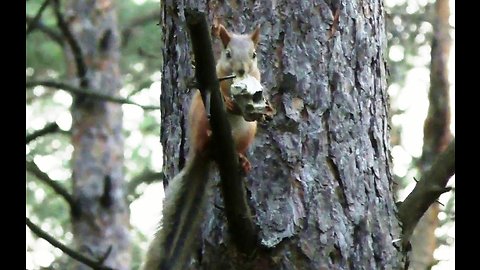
[238,153,251,175]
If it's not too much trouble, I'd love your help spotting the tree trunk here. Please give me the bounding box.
[161,0,404,268]
[410,0,451,269]
[65,0,131,269]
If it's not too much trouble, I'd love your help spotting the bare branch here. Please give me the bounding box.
[52,0,89,88]
[398,139,455,248]
[127,170,164,202]
[137,47,161,58]
[185,10,258,255]
[129,170,164,191]
[97,246,113,265]
[26,16,64,45]
[26,160,77,213]
[26,217,113,270]
[26,122,60,144]
[121,10,160,47]
[26,0,52,36]
[407,1,452,265]
[126,80,154,98]
[125,10,160,30]
[218,75,236,82]
[187,75,237,90]
[26,80,160,110]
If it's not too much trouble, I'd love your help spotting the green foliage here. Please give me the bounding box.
[118,0,163,97]
[140,114,158,132]
[385,0,435,87]
[27,0,163,268]
[27,0,65,78]
[130,228,150,270]
[26,179,71,241]
[385,0,455,268]
[385,0,436,187]
[26,32,65,79]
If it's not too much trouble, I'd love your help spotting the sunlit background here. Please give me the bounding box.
[26,0,454,268]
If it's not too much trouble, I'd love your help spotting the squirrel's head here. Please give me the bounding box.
[214,24,260,79]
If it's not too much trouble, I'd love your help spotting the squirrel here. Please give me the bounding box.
[142,24,264,270]
[189,23,261,172]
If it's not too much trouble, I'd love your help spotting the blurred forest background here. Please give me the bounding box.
[26,0,454,269]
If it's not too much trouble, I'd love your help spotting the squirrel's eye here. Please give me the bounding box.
[252,52,257,59]
[226,50,232,59]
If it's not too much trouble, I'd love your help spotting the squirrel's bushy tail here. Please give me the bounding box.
[142,153,211,270]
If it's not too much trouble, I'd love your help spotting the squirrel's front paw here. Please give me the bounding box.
[238,153,251,175]
[224,97,242,115]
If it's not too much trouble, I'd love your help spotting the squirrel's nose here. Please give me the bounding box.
[237,69,245,76]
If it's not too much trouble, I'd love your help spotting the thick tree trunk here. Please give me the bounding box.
[161,0,404,268]
[65,0,131,269]
[410,0,451,269]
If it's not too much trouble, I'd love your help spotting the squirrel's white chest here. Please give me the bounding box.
[227,114,249,134]
[227,114,253,143]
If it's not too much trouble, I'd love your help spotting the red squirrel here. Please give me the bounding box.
[188,23,261,172]
[142,24,265,270]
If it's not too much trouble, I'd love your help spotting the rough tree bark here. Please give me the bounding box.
[64,0,131,269]
[410,0,451,268]
[161,0,404,268]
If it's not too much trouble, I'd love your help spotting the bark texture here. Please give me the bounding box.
[161,0,403,268]
[410,0,451,268]
[65,0,131,269]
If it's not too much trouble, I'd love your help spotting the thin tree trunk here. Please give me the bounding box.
[410,208,438,270]
[65,0,131,269]
[410,0,451,269]
[161,0,404,268]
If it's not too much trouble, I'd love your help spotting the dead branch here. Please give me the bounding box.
[26,217,113,270]
[26,122,60,144]
[121,10,160,47]
[25,0,50,36]
[52,0,88,88]
[398,138,455,248]
[26,160,78,214]
[137,47,161,58]
[127,170,164,202]
[218,75,236,82]
[26,16,64,45]
[26,0,52,36]
[26,80,160,110]
[185,9,258,255]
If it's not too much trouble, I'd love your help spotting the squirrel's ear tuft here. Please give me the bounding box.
[213,24,231,48]
[250,25,261,46]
